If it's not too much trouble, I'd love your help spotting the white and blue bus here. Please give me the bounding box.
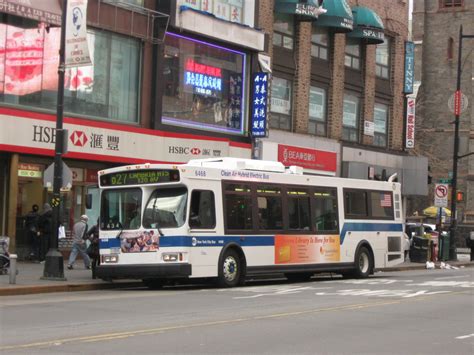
[95,158,404,288]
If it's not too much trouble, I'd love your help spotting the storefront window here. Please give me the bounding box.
[376,37,390,79]
[342,93,359,142]
[308,86,326,136]
[345,44,361,69]
[374,103,388,147]
[162,32,247,135]
[0,21,141,122]
[270,76,292,131]
[273,13,294,50]
[311,26,329,60]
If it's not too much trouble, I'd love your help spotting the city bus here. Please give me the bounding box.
[95,158,404,288]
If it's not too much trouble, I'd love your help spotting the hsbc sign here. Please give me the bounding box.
[168,145,222,158]
[0,109,250,164]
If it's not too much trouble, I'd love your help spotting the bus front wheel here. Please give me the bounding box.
[354,246,372,278]
[217,249,242,288]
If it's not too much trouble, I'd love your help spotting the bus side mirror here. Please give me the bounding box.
[85,194,92,209]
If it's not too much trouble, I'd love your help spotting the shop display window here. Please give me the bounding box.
[0,19,141,123]
[162,32,247,135]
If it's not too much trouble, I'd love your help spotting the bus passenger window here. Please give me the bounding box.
[287,188,310,231]
[344,189,368,218]
[189,190,216,229]
[225,195,253,230]
[369,191,394,219]
[314,189,338,233]
[257,185,283,231]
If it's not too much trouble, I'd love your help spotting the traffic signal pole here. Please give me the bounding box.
[449,25,474,261]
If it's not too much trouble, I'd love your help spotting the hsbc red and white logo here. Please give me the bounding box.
[168,146,202,155]
[70,130,88,147]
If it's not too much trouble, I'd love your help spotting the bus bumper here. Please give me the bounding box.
[96,263,192,279]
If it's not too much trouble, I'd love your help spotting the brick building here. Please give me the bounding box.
[257,0,427,213]
[413,0,474,225]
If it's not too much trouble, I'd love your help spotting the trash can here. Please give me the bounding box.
[438,232,450,261]
[410,236,430,263]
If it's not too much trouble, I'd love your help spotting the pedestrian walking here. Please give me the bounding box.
[67,215,91,270]
[86,218,100,279]
[24,204,40,261]
[37,203,52,262]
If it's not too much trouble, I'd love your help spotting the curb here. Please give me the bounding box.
[1,263,472,296]
[378,262,474,273]
[0,281,142,296]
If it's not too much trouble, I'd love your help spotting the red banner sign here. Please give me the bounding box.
[277,144,337,173]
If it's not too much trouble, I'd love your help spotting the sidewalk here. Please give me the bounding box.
[1,259,473,296]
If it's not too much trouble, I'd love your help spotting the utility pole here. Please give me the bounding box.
[449,25,474,261]
[42,0,68,280]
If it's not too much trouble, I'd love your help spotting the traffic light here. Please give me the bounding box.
[427,166,433,184]
[456,191,464,202]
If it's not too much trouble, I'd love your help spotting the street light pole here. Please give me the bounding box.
[449,25,474,261]
[42,0,68,280]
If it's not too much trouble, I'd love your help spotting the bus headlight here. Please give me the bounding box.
[103,254,119,263]
[162,253,179,262]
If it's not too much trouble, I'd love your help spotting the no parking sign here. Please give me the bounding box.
[434,184,449,208]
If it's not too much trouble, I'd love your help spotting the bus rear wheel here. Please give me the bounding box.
[354,246,372,278]
[217,249,242,288]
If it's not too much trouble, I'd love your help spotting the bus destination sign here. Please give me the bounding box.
[100,169,180,187]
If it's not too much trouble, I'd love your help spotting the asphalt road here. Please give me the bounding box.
[1,268,473,354]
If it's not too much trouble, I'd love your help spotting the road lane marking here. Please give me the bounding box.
[1,291,469,352]
[456,334,474,340]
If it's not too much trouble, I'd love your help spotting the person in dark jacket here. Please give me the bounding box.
[25,204,40,261]
[86,218,100,279]
[37,203,52,262]
[67,215,91,270]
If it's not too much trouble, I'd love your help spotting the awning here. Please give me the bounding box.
[316,0,353,32]
[0,0,62,26]
[346,6,384,45]
[274,0,326,21]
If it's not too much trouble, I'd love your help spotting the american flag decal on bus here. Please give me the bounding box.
[380,193,392,207]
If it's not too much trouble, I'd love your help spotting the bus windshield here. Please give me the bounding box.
[143,187,188,229]
[101,188,142,230]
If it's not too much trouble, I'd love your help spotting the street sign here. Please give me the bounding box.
[43,162,73,191]
[434,183,449,208]
[448,91,468,115]
[439,178,452,184]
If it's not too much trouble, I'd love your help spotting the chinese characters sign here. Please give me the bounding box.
[405,98,415,149]
[250,72,268,137]
[184,58,223,96]
[278,144,337,173]
[404,41,415,94]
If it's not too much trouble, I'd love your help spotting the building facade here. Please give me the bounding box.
[0,0,426,257]
[257,0,427,213]
[413,0,474,226]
